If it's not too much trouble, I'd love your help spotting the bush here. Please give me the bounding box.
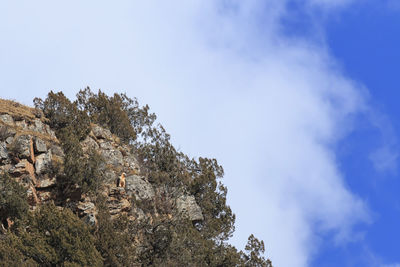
[76,88,136,143]
[13,203,102,266]
[33,89,273,266]
[0,173,29,228]
[34,91,90,142]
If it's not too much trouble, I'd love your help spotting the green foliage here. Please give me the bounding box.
[0,204,102,266]
[0,172,29,227]
[13,203,101,266]
[0,235,38,266]
[76,87,137,143]
[56,132,103,196]
[242,234,273,267]
[32,89,273,266]
[35,91,103,195]
[188,157,235,241]
[93,197,135,266]
[34,91,90,141]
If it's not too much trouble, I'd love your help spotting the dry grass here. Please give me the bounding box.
[14,129,59,143]
[0,98,42,121]
[0,99,57,143]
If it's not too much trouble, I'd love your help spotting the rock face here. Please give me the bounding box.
[176,195,204,222]
[0,108,203,227]
[125,175,155,200]
[34,137,47,153]
[0,142,8,160]
[92,125,112,140]
[13,135,34,161]
[0,114,14,125]
[35,151,52,174]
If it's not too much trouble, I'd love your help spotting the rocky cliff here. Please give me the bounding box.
[0,94,272,266]
[0,99,203,228]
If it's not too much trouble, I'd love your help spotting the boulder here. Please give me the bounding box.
[176,195,204,222]
[101,148,124,167]
[0,114,14,125]
[78,201,96,212]
[99,140,113,150]
[38,176,56,188]
[92,125,112,140]
[124,155,140,173]
[9,159,37,186]
[0,125,16,141]
[0,142,8,160]
[5,136,14,144]
[81,136,99,153]
[34,137,47,153]
[9,159,34,176]
[108,198,131,215]
[44,125,56,139]
[125,175,155,200]
[77,200,98,226]
[83,214,97,226]
[103,169,117,184]
[35,151,52,174]
[15,120,28,130]
[29,119,45,133]
[13,135,35,162]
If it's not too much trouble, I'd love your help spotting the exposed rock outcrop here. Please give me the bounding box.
[125,175,155,201]
[176,195,204,222]
[0,104,204,228]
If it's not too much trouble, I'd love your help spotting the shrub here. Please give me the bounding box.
[0,173,29,228]
[14,203,102,266]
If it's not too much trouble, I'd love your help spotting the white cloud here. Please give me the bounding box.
[0,0,381,266]
[307,0,355,8]
[369,112,399,172]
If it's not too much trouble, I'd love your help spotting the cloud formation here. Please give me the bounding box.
[0,0,380,266]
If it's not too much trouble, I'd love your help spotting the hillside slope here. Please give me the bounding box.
[0,92,272,267]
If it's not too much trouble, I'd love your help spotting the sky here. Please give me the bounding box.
[0,1,399,266]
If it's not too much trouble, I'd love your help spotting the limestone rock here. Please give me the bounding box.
[34,137,47,153]
[0,114,14,125]
[77,200,98,226]
[0,125,16,141]
[5,136,14,144]
[101,148,123,167]
[83,213,97,226]
[44,125,56,139]
[29,119,45,133]
[81,136,99,153]
[0,142,8,160]
[92,125,112,140]
[35,151,52,175]
[176,195,204,222]
[13,135,35,162]
[103,169,117,184]
[125,175,155,200]
[131,206,146,221]
[9,159,35,178]
[15,120,28,130]
[108,198,131,215]
[124,155,140,173]
[38,176,56,188]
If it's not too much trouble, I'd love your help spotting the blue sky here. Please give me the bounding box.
[0,1,399,266]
